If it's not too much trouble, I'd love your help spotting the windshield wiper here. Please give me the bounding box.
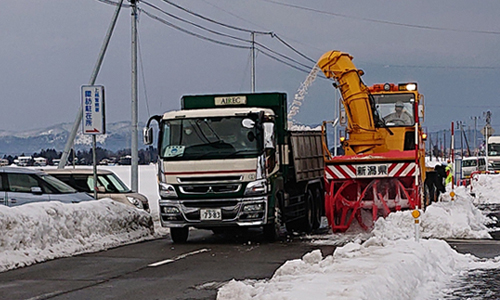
[189,151,221,160]
[223,149,257,159]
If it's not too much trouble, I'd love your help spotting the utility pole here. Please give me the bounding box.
[457,121,464,158]
[130,0,139,192]
[251,32,255,93]
[471,116,480,154]
[58,1,124,168]
[443,130,447,160]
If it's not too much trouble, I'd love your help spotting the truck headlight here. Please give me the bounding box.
[162,206,180,214]
[126,196,144,209]
[159,183,178,198]
[244,179,268,196]
[243,203,264,212]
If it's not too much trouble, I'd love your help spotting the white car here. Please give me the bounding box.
[461,157,487,179]
[0,167,94,206]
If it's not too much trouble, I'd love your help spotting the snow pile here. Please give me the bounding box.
[0,199,155,272]
[218,238,497,300]
[217,178,500,300]
[470,173,500,204]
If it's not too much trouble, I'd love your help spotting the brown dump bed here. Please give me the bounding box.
[290,131,324,181]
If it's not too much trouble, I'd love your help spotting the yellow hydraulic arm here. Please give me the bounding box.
[317,51,386,155]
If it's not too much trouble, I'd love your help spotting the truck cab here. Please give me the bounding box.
[144,93,323,243]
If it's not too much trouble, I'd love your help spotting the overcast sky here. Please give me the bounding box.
[1,0,500,135]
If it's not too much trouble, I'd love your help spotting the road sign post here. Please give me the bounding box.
[81,85,106,200]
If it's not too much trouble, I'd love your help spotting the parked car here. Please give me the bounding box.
[0,167,94,206]
[44,168,150,212]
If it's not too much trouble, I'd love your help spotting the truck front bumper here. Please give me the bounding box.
[158,196,268,228]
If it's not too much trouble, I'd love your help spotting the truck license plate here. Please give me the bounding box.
[200,208,222,220]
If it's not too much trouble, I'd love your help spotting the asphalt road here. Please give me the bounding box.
[0,229,335,300]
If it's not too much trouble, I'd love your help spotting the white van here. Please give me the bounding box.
[461,157,487,178]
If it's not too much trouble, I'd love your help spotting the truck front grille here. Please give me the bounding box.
[182,200,239,208]
[180,184,241,194]
[181,200,241,221]
[177,175,242,183]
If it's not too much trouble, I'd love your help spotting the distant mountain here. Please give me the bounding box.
[0,121,145,156]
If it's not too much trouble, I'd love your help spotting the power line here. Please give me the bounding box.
[198,0,325,57]
[95,0,336,74]
[258,0,500,36]
[97,0,500,71]
[138,4,318,74]
[141,1,252,44]
[151,0,317,66]
[271,34,316,64]
[97,0,130,7]
[140,8,251,49]
[379,64,500,70]
[254,40,312,70]
[159,0,273,35]
[257,49,312,74]
[137,28,151,117]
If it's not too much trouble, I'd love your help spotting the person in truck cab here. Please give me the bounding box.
[384,101,412,125]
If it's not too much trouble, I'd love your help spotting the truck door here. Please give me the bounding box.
[5,173,50,206]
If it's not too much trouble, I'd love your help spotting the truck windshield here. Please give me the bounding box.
[159,116,261,160]
[373,93,415,127]
[488,144,500,156]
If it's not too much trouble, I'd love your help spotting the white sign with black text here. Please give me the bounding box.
[81,85,106,135]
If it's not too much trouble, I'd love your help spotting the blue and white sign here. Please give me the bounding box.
[81,85,106,135]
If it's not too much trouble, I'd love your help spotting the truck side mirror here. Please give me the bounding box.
[263,122,275,149]
[143,127,153,145]
[418,95,424,120]
[418,104,424,119]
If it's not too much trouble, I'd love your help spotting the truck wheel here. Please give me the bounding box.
[300,190,315,233]
[170,227,189,243]
[423,184,431,209]
[312,188,322,230]
[263,199,283,242]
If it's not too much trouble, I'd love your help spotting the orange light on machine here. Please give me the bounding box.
[368,83,397,92]
[340,136,346,142]
[398,82,418,91]
[422,133,427,140]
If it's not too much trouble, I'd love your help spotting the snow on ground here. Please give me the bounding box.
[0,199,155,273]
[2,165,500,299]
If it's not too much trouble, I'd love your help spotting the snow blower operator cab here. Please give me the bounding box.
[144,93,324,243]
[317,51,428,232]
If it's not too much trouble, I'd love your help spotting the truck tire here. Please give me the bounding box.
[170,227,189,243]
[263,197,284,242]
[300,189,315,233]
[423,184,431,210]
[312,188,322,230]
